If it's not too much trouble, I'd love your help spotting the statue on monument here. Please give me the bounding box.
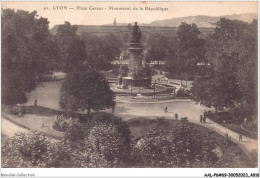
[130,22,142,43]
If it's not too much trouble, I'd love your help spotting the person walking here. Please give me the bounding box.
[34,99,37,107]
[226,132,229,139]
[200,115,203,123]
[112,106,115,114]
[203,116,206,123]
[239,134,243,142]
[165,106,168,115]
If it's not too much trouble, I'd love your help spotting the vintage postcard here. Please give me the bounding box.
[1,1,258,177]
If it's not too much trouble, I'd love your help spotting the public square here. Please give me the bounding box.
[1,1,258,170]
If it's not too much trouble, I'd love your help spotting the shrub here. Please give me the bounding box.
[132,122,217,167]
[131,67,151,79]
[53,114,80,132]
[119,66,129,77]
[1,131,71,168]
[205,112,234,124]
[176,88,192,97]
[181,117,189,124]
[63,112,132,167]
[249,150,258,167]
[9,106,27,115]
[64,120,86,143]
[85,124,130,167]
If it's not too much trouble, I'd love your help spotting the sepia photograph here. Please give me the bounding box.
[1,1,258,176]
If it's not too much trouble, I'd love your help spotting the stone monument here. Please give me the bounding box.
[119,22,151,87]
[129,22,143,71]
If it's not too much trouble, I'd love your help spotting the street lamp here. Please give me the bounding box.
[153,80,156,99]
[131,79,133,98]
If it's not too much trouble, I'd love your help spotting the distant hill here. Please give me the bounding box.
[103,13,257,28]
[50,13,256,39]
[147,13,257,28]
[50,25,214,40]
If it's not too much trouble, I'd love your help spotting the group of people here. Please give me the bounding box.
[200,115,206,123]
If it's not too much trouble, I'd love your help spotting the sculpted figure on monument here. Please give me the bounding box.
[130,22,142,43]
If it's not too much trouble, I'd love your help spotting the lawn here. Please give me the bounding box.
[126,117,255,168]
[205,112,258,139]
[222,123,257,140]
[2,107,255,168]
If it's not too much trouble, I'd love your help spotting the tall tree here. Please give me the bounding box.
[55,22,86,72]
[176,22,206,76]
[192,18,257,118]
[146,34,170,64]
[82,33,122,71]
[59,70,115,115]
[191,54,240,113]
[1,9,56,104]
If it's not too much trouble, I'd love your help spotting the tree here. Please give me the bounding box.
[81,33,122,71]
[165,23,206,79]
[146,34,170,65]
[233,20,257,119]
[191,62,240,114]
[1,131,71,168]
[165,40,179,76]
[63,112,131,167]
[192,18,257,118]
[55,22,86,72]
[59,70,115,115]
[133,120,217,167]
[176,23,206,76]
[2,113,131,168]
[85,123,129,167]
[1,9,56,104]
[101,34,122,62]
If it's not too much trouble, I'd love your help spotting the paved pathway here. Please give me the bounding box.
[2,79,257,156]
[2,117,28,137]
[3,100,257,155]
[2,113,63,139]
[114,101,257,152]
[200,118,258,155]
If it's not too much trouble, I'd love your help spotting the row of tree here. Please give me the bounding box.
[145,22,206,78]
[2,9,57,104]
[2,9,257,122]
[192,19,257,121]
[2,114,218,168]
[145,18,257,121]
[54,22,123,72]
[2,9,122,105]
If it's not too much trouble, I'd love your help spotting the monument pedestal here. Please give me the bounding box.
[118,22,151,88]
[128,43,143,71]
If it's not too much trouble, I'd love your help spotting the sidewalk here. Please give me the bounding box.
[194,117,258,156]
[116,95,191,104]
[2,117,28,137]
[2,107,258,157]
[2,113,63,139]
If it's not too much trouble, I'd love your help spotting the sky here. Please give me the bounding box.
[1,1,258,28]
